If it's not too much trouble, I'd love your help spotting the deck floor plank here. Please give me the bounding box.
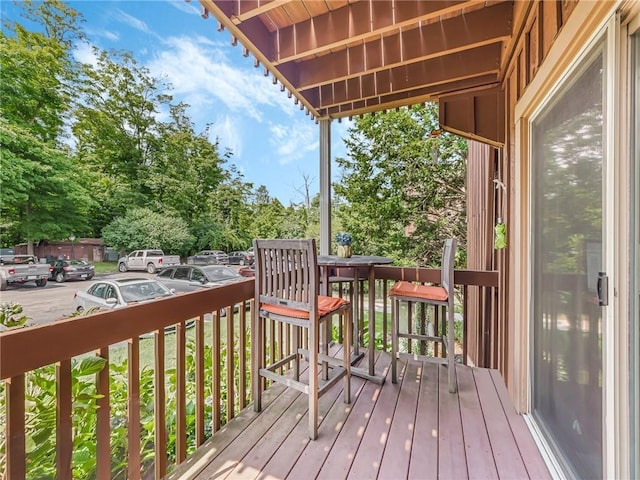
[181,353,550,480]
[195,386,301,479]
[456,364,499,479]
[252,355,355,480]
[407,362,439,480]
[274,354,377,480]
[345,357,404,480]
[473,367,530,479]
[313,352,390,480]
[377,360,421,480]
[488,370,552,480]
[437,364,468,479]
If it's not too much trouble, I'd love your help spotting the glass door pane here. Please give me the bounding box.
[531,44,605,479]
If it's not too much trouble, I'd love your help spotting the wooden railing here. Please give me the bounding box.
[0,267,499,479]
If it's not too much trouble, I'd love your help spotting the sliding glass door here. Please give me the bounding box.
[531,42,606,479]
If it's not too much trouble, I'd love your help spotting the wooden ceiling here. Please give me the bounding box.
[198,0,514,120]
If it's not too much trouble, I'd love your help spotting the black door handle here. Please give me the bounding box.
[597,272,608,307]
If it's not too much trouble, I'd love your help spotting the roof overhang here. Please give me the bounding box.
[199,0,513,145]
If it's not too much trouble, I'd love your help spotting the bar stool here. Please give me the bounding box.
[388,238,457,393]
[252,238,352,440]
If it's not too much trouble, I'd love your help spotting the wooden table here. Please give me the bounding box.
[318,255,393,384]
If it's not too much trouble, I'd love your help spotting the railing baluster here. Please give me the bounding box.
[176,320,186,463]
[6,373,26,480]
[127,337,141,479]
[154,330,167,479]
[195,315,205,446]
[96,347,111,479]
[239,302,248,409]
[212,311,221,432]
[56,359,73,480]
[226,306,235,422]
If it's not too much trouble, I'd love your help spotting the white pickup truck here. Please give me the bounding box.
[0,255,52,290]
[117,249,181,274]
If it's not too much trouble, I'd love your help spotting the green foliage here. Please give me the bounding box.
[0,324,250,479]
[335,104,467,267]
[0,119,96,246]
[101,207,194,254]
[0,302,29,328]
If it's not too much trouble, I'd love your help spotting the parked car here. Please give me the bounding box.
[227,251,254,265]
[51,259,95,283]
[117,249,181,274]
[186,250,229,265]
[73,278,175,311]
[156,265,244,293]
[0,247,15,263]
[0,256,51,290]
[238,265,256,277]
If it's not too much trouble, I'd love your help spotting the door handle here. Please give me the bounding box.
[597,272,608,307]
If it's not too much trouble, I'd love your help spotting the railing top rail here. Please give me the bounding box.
[0,279,254,380]
[373,266,499,287]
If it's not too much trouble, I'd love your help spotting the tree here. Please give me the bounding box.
[334,103,467,266]
[0,1,82,143]
[0,120,95,250]
[148,106,227,222]
[101,208,194,255]
[0,2,94,251]
[72,48,173,233]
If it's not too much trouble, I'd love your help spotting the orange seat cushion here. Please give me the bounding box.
[260,295,349,319]
[389,281,448,302]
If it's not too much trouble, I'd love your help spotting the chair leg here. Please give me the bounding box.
[252,310,263,412]
[308,321,319,440]
[293,325,299,381]
[447,306,457,394]
[343,309,351,404]
[391,297,398,384]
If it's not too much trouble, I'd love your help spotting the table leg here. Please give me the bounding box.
[351,267,360,357]
[348,266,384,385]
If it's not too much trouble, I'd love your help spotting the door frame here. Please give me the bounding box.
[512,1,635,478]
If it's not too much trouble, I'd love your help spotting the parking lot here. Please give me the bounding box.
[0,265,250,327]
[0,272,159,327]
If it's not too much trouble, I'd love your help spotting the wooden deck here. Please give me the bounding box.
[168,351,551,480]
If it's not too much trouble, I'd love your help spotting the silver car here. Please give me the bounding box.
[74,278,174,311]
[156,265,243,294]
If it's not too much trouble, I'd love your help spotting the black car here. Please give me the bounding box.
[228,251,254,265]
[51,259,95,283]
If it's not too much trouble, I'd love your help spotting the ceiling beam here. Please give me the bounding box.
[285,2,512,90]
[304,43,502,109]
[272,0,485,64]
[229,0,292,25]
[320,76,500,118]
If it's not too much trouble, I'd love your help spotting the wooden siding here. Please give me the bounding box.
[170,352,550,480]
[441,0,583,398]
[466,141,498,368]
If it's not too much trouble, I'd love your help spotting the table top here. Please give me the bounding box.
[317,254,393,267]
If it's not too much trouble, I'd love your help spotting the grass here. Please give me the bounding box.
[93,261,120,274]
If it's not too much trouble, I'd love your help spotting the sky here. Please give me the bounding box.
[2,0,352,204]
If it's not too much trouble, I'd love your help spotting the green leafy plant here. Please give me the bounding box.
[0,302,29,329]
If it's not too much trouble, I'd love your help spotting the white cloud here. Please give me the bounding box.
[85,27,119,42]
[115,9,153,35]
[269,120,318,165]
[208,113,244,158]
[166,0,200,15]
[146,35,297,124]
[73,42,98,66]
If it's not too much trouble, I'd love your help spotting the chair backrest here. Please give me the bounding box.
[253,238,319,315]
[441,238,457,295]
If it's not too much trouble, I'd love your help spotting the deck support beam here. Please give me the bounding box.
[319,118,331,255]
